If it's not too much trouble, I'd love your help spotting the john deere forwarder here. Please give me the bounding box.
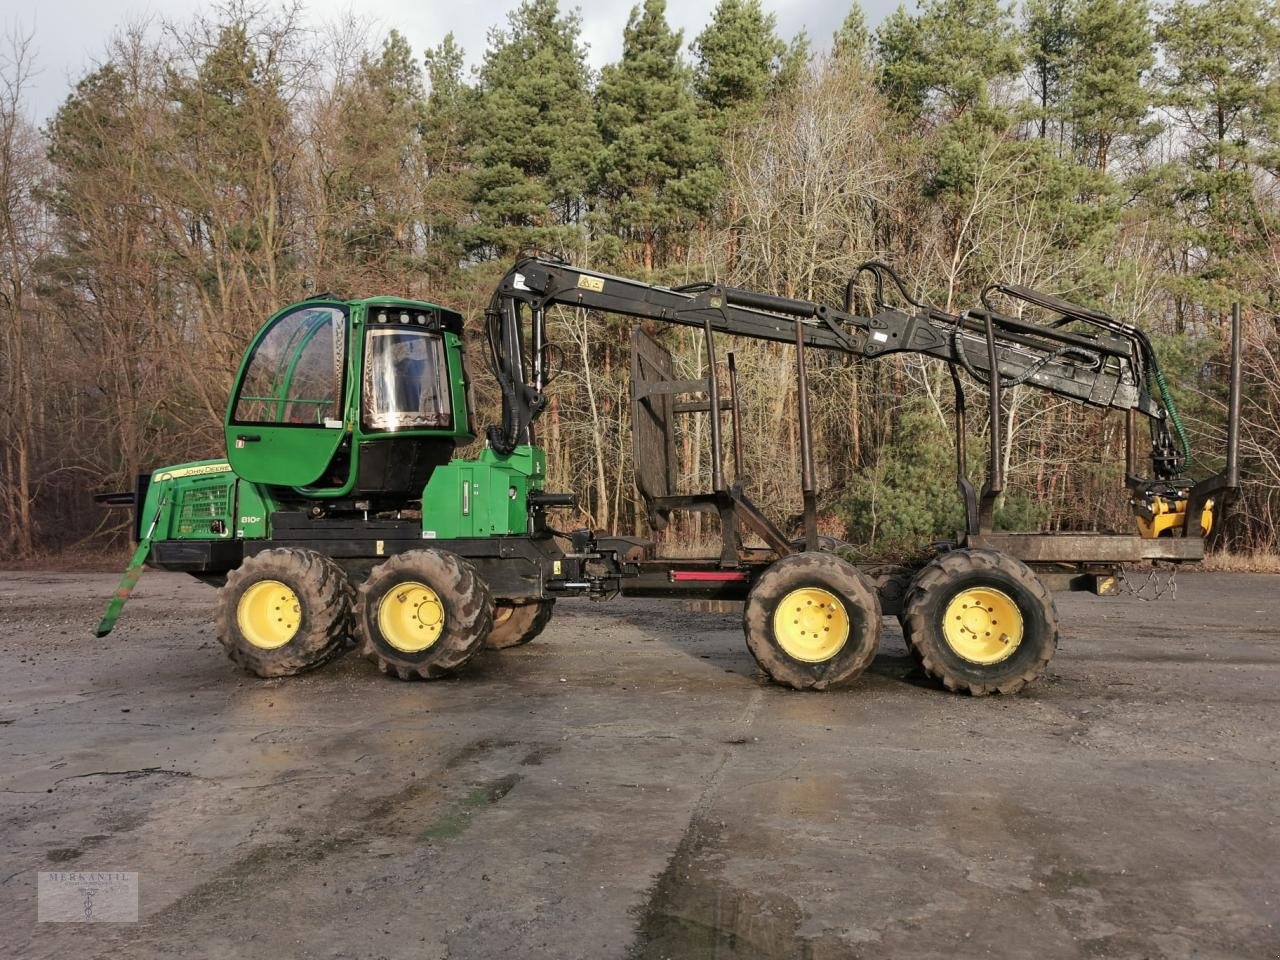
[96,257,1243,695]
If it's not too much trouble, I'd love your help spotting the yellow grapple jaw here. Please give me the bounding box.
[1134,494,1213,539]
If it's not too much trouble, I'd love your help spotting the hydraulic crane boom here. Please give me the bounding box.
[487,256,1182,489]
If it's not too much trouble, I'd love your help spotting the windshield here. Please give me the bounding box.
[233,306,345,426]
[362,326,452,432]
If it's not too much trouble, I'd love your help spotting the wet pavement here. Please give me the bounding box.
[1,570,1277,959]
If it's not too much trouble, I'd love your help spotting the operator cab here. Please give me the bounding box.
[225,297,473,508]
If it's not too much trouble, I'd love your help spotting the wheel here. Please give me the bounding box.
[485,600,555,650]
[356,550,493,680]
[216,548,354,678]
[895,569,926,667]
[900,548,1058,695]
[742,552,882,690]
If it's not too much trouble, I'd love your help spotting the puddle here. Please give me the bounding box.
[628,818,856,960]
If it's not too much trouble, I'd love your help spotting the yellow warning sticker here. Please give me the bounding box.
[577,275,605,293]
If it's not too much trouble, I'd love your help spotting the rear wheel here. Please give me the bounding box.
[901,549,1058,695]
[743,552,882,690]
[216,548,353,678]
[357,550,493,680]
[485,600,555,650]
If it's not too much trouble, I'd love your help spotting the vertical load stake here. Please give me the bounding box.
[978,313,1004,532]
[1226,301,1241,489]
[795,318,819,551]
[703,317,726,494]
[950,362,979,537]
[728,352,744,485]
[1179,300,1243,538]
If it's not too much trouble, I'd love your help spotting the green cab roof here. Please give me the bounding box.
[352,296,464,336]
[273,296,465,336]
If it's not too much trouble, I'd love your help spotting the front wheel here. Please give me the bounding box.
[901,549,1058,695]
[216,548,353,678]
[356,550,493,680]
[743,552,882,690]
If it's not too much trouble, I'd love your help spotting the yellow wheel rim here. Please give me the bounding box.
[942,586,1024,664]
[237,580,301,650]
[773,587,850,662]
[378,581,446,653]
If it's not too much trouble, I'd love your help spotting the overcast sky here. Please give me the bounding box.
[11,0,901,124]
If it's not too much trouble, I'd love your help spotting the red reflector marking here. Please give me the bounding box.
[670,571,749,582]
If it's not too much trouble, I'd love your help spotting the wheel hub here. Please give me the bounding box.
[941,586,1023,664]
[773,587,850,662]
[378,581,445,653]
[237,580,301,650]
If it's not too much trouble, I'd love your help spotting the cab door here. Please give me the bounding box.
[225,303,350,487]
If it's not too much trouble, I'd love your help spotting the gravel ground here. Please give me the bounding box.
[0,570,1276,959]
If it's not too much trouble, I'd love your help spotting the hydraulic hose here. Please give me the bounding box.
[1151,364,1192,472]
[485,295,521,455]
[950,326,1102,389]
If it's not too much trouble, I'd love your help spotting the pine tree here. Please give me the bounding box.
[1155,0,1280,308]
[424,33,469,153]
[469,0,602,257]
[1158,0,1280,174]
[876,0,1022,125]
[875,0,1023,228]
[596,0,718,271]
[692,0,787,132]
[163,19,297,315]
[327,31,427,281]
[1023,0,1072,140]
[1064,0,1155,172]
[773,32,812,98]
[421,33,474,285]
[832,4,871,64]
[874,6,928,119]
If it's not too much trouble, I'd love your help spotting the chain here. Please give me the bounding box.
[1117,563,1178,602]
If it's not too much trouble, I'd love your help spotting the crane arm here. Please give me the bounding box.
[486,256,1181,483]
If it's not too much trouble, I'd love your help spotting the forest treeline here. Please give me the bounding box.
[1,0,1278,560]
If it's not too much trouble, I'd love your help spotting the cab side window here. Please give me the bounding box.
[233,306,346,425]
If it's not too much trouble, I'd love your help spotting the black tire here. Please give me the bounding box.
[897,612,926,668]
[485,600,555,650]
[895,569,926,667]
[901,548,1058,696]
[356,550,493,680]
[216,548,354,678]
[743,552,882,691]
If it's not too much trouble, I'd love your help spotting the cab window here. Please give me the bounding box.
[233,306,346,425]
[362,326,452,432]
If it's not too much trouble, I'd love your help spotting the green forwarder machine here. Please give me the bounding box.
[96,258,1243,695]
